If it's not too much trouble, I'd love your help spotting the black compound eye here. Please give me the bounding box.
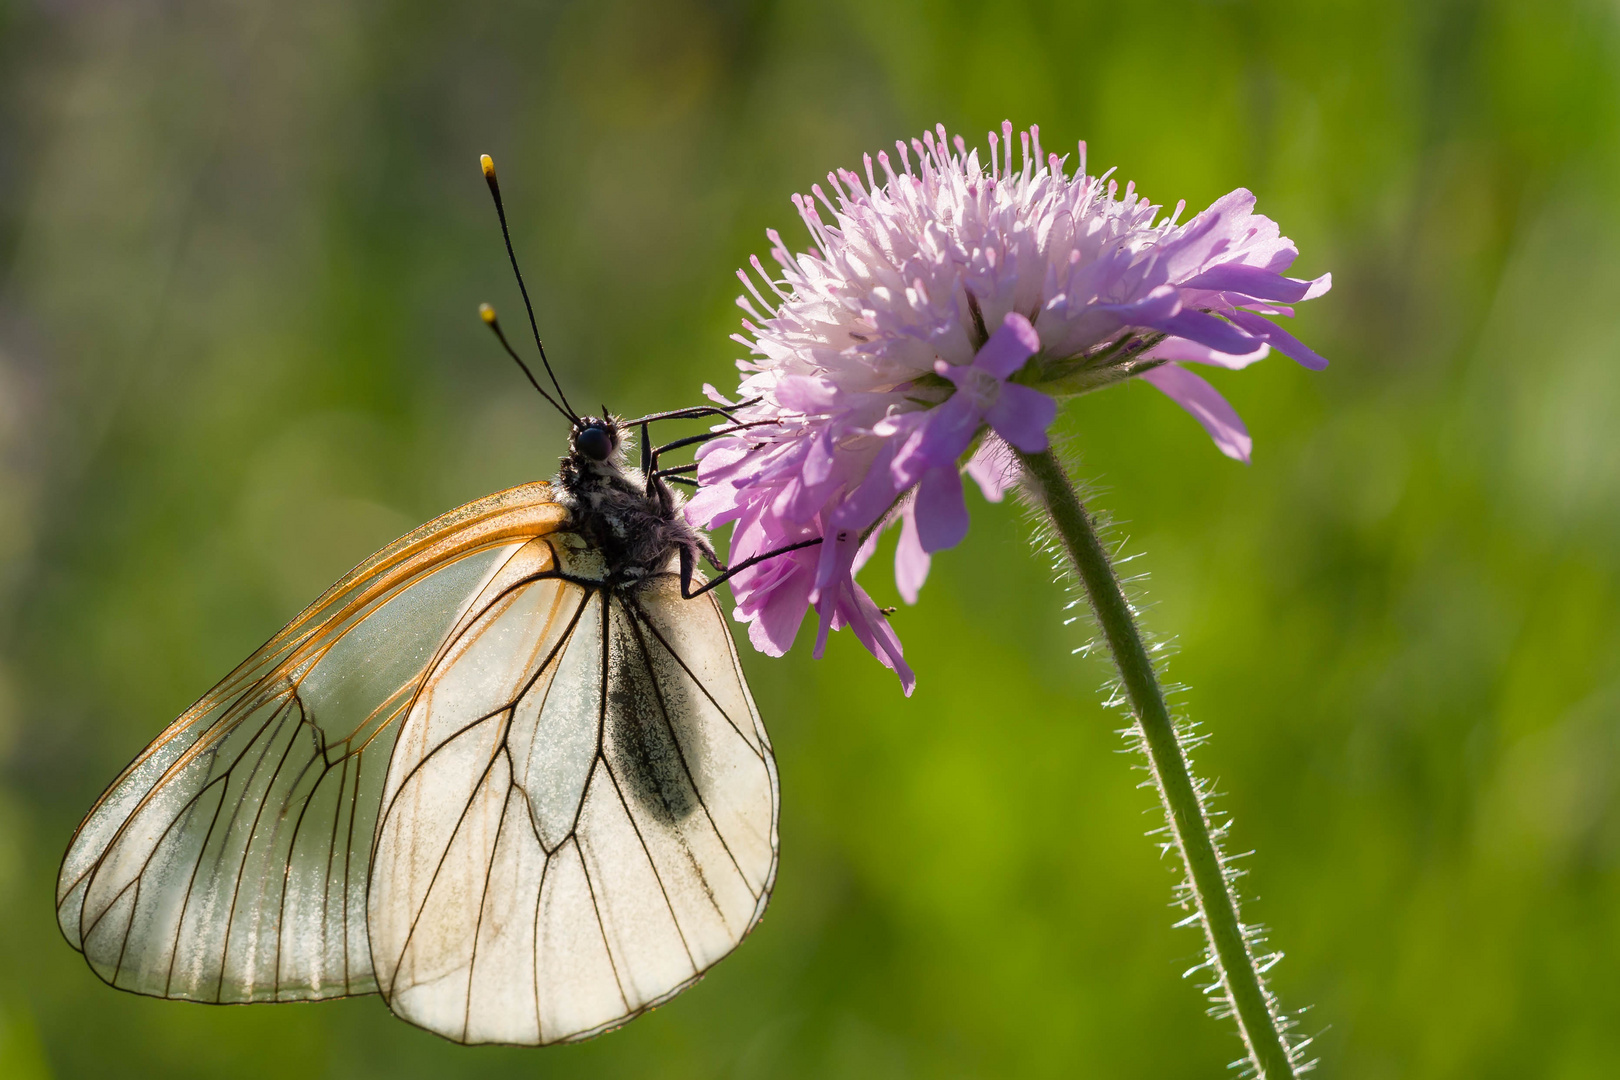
[576,425,613,461]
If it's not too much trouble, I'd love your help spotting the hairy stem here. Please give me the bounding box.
[1016,447,1297,1079]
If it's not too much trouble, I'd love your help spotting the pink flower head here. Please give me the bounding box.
[690,122,1331,691]
[885,313,1055,552]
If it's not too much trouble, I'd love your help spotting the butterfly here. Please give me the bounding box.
[54,155,800,1046]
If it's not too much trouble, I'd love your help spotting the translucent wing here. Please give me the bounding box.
[56,483,570,1004]
[369,562,779,1045]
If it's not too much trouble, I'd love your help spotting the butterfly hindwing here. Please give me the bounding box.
[57,479,778,1042]
[371,565,779,1045]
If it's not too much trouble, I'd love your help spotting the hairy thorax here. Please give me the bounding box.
[556,452,707,590]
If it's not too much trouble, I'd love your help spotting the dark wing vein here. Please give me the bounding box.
[596,713,699,970]
[373,585,588,842]
[622,597,753,905]
[463,763,516,1042]
[335,559,776,1046]
[316,751,350,990]
[163,774,231,995]
[573,831,631,1014]
[215,692,311,1000]
[386,713,509,998]
[59,488,572,1004]
[581,593,631,1011]
[633,594,766,763]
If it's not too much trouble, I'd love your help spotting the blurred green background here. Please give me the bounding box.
[2,0,1618,1076]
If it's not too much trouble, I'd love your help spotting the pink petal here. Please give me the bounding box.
[1180,264,1329,303]
[914,465,969,551]
[1301,273,1332,300]
[1153,309,1260,357]
[853,523,884,575]
[1158,189,1261,280]
[1093,284,1181,325]
[774,375,839,413]
[1138,363,1252,463]
[891,395,980,487]
[1226,309,1329,371]
[895,502,932,604]
[694,438,750,471]
[745,561,814,656]
[985,383,1056,453]
[965,437,1018,502]
[801,425,837,485]
[1144,336,1271,370]
[972,311,1041,379]
[832,440,901,530]
[810,523,860,598]
[843,585,916,696]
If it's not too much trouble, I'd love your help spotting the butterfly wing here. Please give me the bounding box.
[369,565,779,1045]
[55,482,570,1004]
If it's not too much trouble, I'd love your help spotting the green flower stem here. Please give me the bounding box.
[1016,447,1296,1079]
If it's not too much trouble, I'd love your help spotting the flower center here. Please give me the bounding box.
[954,365,1003,412]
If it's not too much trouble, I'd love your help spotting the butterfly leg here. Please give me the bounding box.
[652,464,697,488]
[697,531,722,572]
[642,421,708,498]
[633,404,767,496]
[643,419,781,489]
[678,544,698,598]
[679,536,824,600]
[623,400,762,428]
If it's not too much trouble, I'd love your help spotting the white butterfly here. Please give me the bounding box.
[54,157,785,1046]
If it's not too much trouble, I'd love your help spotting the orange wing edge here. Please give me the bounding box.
[57,481,572,910]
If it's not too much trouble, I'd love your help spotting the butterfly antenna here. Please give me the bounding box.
[480,153,579,423]
[478,303,572,421]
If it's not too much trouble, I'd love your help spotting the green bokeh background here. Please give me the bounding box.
[2,1,1619,1076]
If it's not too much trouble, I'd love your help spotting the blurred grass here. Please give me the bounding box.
[3,0,1620,1076]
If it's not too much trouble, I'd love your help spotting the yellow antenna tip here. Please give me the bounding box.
[480,154,495,179]
[479,302,497,324]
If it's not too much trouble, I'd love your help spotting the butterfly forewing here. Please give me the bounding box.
[371,560,779,1046]
[56,484,569,1003]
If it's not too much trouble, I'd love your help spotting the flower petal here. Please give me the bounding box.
[1138,363,1252,463]
[801,425,837,485]
[895,502,932,604]
[811,521,861,599]
[1150,309,1261,357]
[1226,308,1329,371]
[832,439,901,531]
[914,465,970,551]
[853,524,884,575]
[1093,284,1181,325]
[683,482,740,527]
[972,311,1041,379]
[1180,264,1330,303]
[984,383,1056,453]
[965,436,1018,502]
[842,586,916,696]
[1144,336,1271,370]
[891,394,981,487]
[772,374,840,413]
[743,555,815,656]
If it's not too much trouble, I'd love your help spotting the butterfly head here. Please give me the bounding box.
[571,416,619,463]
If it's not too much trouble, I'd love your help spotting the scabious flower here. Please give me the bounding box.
[688,122,1331,692]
